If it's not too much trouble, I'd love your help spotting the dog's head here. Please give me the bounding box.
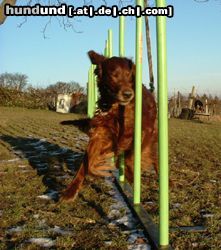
[88,50,135,107]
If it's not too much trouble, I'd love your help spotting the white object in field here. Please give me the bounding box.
[56,93,83,113]
[56,94,72,113]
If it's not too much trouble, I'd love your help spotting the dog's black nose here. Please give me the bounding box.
[123,91,133,99]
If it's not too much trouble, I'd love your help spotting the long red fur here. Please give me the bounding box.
[61,162,86,201]
[61,51,157,201]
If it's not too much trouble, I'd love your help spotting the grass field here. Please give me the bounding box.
[0,107,220,249]
[142,118,221,249]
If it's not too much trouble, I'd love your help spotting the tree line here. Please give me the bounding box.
[0,72,86,109]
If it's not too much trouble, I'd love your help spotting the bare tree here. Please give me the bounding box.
[46,81,84,94]
[0,0,112,27]
[0,0,16,25]
[1,0,155,96]
[0,0,83,37]
[0,72,28,91]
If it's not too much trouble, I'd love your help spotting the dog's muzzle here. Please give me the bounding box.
[118,89,134,105]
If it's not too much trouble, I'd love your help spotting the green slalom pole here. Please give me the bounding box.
[119,15,125,182]
[105,39,109,57]
[108,29,113,57]
[156,0,169,247]
[87,67,91,118]
[133,0,144,205]
[94,73,98,108]
[87,70,90,117]
[88,65,94,118]
[91,64,97,114]
[104,40,107,56]
[107,29,115,165]
[91,65,95,116]
[119,16,125,57]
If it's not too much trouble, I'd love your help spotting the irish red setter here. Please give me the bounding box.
[61,51,158,201]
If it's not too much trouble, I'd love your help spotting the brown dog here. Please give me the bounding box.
[61,51,158,201]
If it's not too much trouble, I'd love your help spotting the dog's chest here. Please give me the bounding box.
[117,105,134,148]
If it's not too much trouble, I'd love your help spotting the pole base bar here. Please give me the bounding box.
[114,176,173,250]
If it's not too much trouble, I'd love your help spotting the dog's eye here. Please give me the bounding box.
[112,68,121,78]
[124,71,132,79]
[111,71,119,79]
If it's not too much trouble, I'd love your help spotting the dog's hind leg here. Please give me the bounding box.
[61,156,87,201]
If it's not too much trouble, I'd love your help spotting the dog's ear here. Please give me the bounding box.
[128,59,136,82]
[88,50,105,78]
[88,51,106,65]
[132,63,136,81]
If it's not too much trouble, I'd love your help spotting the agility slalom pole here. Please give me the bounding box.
[104,40,108,57]
[133,0,144,205]
[104,40,109,57]
[87,69,90,117]
[94,73,98,108]
[119,15,126,182]
[105,30,116,166]
[104,30,113,58]
[108,29,113,57]
[119,16,125,57]
[156,0,169,247]
[92,64,98,114]
[87,65,94,118]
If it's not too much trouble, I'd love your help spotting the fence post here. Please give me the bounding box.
[156,0,169,247]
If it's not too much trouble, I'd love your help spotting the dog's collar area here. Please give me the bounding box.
[94,108,109,116]
[94,103,119,117]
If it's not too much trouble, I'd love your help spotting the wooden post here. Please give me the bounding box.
[188,86,196,109]
[205,99,208,114]
[173,89,176,117]
[177,91,181,116]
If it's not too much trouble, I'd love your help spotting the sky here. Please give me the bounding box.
[0,0,221,97]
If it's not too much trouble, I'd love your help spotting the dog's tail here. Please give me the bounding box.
[60,118,91,126]
[60,118,91,134]
[60,158,87,201]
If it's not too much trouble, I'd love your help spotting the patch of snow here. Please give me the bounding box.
[51,225,72,235]
[105,177,151,249]
[37,195,52,201]
[210,180,217,183]
[128,244,151,250]
[39,138,47,142]
[202,214,214,218]
[27,238,55,247]
[34,145,46,151]
[18,165,27,169]
[2,158,20,163]
[104,241,112,246]
[172,203,181,208]
[8,226,23,233]
[33,214,40,219]
[108,209,121,219]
